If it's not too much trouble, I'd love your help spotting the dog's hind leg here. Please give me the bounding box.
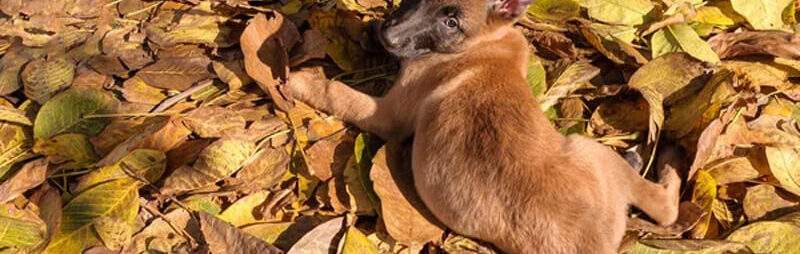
[627,146,683,226]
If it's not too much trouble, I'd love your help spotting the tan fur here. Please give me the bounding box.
[287,4,680,253]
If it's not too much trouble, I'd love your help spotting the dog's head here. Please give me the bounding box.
[376,0,533,59]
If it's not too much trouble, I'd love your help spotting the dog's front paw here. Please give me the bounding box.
[286,68,327,102]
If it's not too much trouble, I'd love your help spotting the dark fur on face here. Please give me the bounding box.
[378,0,532,58]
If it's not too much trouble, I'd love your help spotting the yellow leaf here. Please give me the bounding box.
[33,133,99,169]
[92,216,133,251]
[75,149,166,193]
[0,203,47,251]
[43,179,140,254]
[690,170,718,239]
[218,190,270,227]
[727,212,800,253]
[341,226,378,254]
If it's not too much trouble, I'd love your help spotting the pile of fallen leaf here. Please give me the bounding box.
[0,0,798,253]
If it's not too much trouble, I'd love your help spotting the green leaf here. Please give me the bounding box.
[765,147,800,196]
[33,87,117,139]
[730,0,794,30]
[527,0,580,21]
[43,179,141,254]
[179,196,222,215]
[75,149,166,193]
[727,212,800,253]
[341,226,378,254]
[0,203,47,250]
[651,24,720,64]
[628,239,752,254]
[577,0,654,26]
[527,54,547,101]
[33,133,99,169]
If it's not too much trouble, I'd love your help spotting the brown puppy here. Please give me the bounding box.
[287,0,681,253]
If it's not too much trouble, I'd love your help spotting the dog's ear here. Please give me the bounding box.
[492,0,534,18]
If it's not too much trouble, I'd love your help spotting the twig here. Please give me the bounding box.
[641,129,661,178]
[118,163,199,245]
[84,112,176,119]
[104,0,123,7]
[151,80,214,113]
[141,204,198,247]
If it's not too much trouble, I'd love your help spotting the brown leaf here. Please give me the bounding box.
[709,31,800,59]
[530,30,578,60]
[305,133,354,181]
[627,202,704,236]
[290,30,329,67]
[122,209,198,254]
[97,116,191,167]
[231,146,289,191]
[197,211,284,254]
[287,217,345,254]
[590,97,650,136]
[0,158,47,203]
[743,184,799,222]
[182,106,247,138]
[240,12,299,112]
[369,143,445,245]
[120,76,167,105]
[135,57,213,90]
[31,184,62,247]
[88,54,130,77]
[241,216,328,250]
[72,65,113,90]
[0,38,33,96]
[213,60,252,91]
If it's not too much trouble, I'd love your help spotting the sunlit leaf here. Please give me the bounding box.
[765,147,800,196]
[33,87,117,139]
[342,226,378,254]
[651,24,720,63]
[727,212,800,253]
[690,170,718,239]
[218,190,270,227]
[527,0,580,21]
[75,149,166,192]
[577,0,654,26]
[0,203,47,251]
[730,0,794,30]
[43,179,141,254]
[628,239,751,254]
[161,138,256,194]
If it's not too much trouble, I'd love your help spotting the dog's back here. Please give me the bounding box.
[407,25,629,253]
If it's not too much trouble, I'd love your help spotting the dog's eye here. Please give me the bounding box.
[444,17,459,28]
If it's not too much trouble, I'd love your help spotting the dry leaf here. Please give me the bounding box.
[0,158,47,203]
[197,211,284,254]
[369,144,444,245]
